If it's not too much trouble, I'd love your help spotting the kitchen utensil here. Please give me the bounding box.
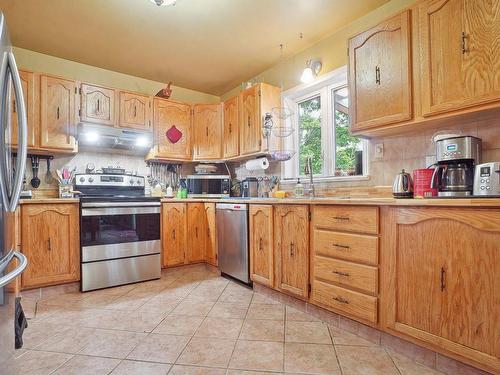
[56,169,64,183]
[473,162,500,196]
[45,158,54,184]
[392,169,413,198]
[30,156,40,188]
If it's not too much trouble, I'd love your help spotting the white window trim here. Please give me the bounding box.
[280,66,369,182]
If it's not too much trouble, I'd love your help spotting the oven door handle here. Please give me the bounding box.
[82,206,160,216]
[81,201,160,208]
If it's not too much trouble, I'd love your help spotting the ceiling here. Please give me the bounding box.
[0,0,389,95]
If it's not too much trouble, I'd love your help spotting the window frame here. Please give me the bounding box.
[281,66,369,182]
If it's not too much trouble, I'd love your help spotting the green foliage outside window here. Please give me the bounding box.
[298,96,322,174]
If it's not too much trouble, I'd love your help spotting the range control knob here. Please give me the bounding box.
[79,177,85,183]
[129,179,135,184]
[88,177,94,183]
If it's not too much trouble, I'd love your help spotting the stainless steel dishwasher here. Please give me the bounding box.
[216,203,250,284]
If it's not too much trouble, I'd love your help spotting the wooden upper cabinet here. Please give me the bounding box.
[204,203,217,266]
[274,205,310,299]
[21,203,80,289]
[383,207,500,371]
[186,203,206,263]
[349,10,412,131]
[193,104,222,160]
[39,75,77,151]
[223,95,239,158]
[162,203,187,267]
[153,98,192,160]
[239,85,261,155]
[419,0,500,116]
[119,91,152,130]
[249,205,274,287]
[10,70,36,148]
[80,83,116,126]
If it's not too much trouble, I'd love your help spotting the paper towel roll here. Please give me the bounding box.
[245,157,269,171]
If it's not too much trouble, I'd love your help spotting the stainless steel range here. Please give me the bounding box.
[75,171,161,292]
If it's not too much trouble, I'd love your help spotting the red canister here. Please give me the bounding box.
[413,169,438,198]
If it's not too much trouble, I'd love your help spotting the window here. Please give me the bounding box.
[282,66,368,181]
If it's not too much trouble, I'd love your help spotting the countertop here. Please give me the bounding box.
[19,198,80,204]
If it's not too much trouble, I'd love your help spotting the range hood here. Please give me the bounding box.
[77,123,153,155]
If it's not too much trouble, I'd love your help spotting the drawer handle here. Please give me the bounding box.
[332,270,349,277]
[333,296,349,304]
[333,216,350,221]
[332,243,350,249]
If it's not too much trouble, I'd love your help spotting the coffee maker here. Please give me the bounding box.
[431,136,481,197]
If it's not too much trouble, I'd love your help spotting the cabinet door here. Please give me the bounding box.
[162,203,187,267]
[193,104,222,160]
[419,0,500,116]
[80,83,116,126]
[223,95,239,158]
[204,203,217,266]
[10,70,36,148]
[154,98,192,160]
[119,91,152,130]
[349,11,412,131]
[21,204,79,288]
[40,75,77,150]
[239,85,261,155]
[249,205,274,287]
[383,208,500,370]
[187,203,206,263]
[274,205,309,299]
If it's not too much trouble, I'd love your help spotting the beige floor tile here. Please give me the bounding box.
[35,326,97,354]
[335,346,399,375]
[5,350,73,375]
[227,371,283,375]
[195,317,243,339]
[229,340,284,371]
[239,319,284,342]
[284,342,340,375]
[171,299,216,317]
[251,293,281,305]
[79,329,147,359]
[100,295,152,311]
[246,304,285,321]
[208,302,249,319]
[87,309,167,332]
[137,299,180,314]
[286,306,320,322]
[51,354,120,375]
[329,326,377,346]
[219,290,254,305]
[285,321,332,344]
[111,360,171,375]
[127,333,190,363]
[169,365,227,375]
[177,337,236,367]
[387,350,444,375]
[153,315,204,336]
[22,321,72,349]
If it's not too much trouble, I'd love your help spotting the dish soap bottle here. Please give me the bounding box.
[294,178,304,197]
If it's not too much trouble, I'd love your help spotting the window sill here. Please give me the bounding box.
[281,175,371,184]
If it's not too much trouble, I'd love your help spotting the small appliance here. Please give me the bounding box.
[473,162,500,196]
[242,177,259,197]
[186,175,231,198]
[431,136,481,197]
[392,169,414,198]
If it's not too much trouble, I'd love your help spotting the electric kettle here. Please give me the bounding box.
[392,169,414,198]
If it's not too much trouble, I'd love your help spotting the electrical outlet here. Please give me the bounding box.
[374,143,384,159]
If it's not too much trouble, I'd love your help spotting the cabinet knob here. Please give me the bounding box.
[333,296,349,304]
[461,32,468,54]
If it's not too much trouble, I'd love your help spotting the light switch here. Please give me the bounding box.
[374,143,384,159]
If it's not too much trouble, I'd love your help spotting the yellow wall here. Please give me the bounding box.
[13,47,220,104]
[221,0,417,101]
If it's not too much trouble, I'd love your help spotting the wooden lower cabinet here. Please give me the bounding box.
[249,205,274,287]
[162,203,187,267]
[204,203,217,266]
[274,205,309,299]
[187,203,206,263]
[381,207,500,373]
[20,203,79,289]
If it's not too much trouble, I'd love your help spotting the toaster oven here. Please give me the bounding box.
[473,162,500,196]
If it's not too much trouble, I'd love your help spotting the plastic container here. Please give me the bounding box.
[413,169,438,198]
[294,179,304,197]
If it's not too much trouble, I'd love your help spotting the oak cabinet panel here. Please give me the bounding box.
[349,10,412,131]
[249,205,274,287]
[162,203,187,267]
[119,91,152,130]
[419,0,500,116]
[10,70,36,148]
[274,205,309,299]
[80,83,116,126]
[153,98,192,160]
[186,203,206,263]
[39,75,77,150]
[193,104,222,160]
[223,96,239,158]
[204,203,217,266]
[313,205,379,235]
[239,85,261,155]
[21,203,80,288]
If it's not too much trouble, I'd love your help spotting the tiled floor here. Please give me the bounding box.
[7,264,446,375]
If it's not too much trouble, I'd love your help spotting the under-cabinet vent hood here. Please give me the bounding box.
[77,123,153,155]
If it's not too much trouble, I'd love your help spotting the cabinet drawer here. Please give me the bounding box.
[314,229,378,265]
[312,280,377,323]
[314,256,378,295]
[314,206,378,234]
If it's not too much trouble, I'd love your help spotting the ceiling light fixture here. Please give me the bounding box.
[300,59,322,83]
[150,0,177,6]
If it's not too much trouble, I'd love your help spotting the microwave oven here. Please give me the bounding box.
[186,175,231,198]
